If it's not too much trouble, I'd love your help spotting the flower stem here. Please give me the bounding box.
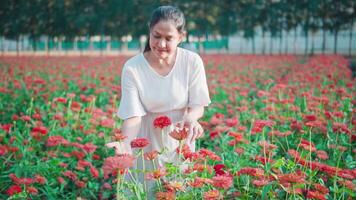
[141,149,147,193]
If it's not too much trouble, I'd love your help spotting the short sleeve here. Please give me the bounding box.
[117,66,146,119]
[188,55,211,108]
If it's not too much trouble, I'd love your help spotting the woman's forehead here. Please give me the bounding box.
[151,20,180,36]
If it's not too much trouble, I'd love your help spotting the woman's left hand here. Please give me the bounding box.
[177,116,204,144]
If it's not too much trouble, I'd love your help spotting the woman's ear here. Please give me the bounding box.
[179,31,187,43]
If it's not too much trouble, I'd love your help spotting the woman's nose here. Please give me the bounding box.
[158,39,166,48]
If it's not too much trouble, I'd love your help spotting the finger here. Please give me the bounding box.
[177,122,184,130]
[196,126,204,138]
[190,127,198,144]
[188,125,194,144]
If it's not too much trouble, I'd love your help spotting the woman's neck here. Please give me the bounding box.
[145,49,177,69]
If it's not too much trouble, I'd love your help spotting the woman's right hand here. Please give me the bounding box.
[105,142,133,155]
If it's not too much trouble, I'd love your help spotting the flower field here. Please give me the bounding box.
[0,54,355,200]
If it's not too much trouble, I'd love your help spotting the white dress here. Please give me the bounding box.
[117,47,210,194]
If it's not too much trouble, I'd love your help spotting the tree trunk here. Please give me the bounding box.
[293,28,297,54]
[1,36,4,55]
[252,37,255,54]
[262,30,266,54]
[311,32,315,55]
[45,36,49,56]
[334,29,338,54]
[349,19,353,57]
[100,35,104,56]
[304,29,309,56]
[279,31,282,55]
[322,29,326,54]
[16,37,19,56]
[285,31,289,54]
[269,34,273,55]
[59,37,63,52]
[107,37,111,52]
[74,37,78,51]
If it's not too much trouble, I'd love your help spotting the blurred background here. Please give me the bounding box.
[0,0,355,55]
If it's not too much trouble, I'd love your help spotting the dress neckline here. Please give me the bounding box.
[142,48,180,78]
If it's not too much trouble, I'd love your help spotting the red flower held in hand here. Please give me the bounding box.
[169,128,189,141]
[153,116,172,129]
[130,138,150,148]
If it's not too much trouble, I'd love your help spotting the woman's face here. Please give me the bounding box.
[149,20,183,60]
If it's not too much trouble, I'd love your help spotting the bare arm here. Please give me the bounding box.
[106,116,142,154]
[185,106,204,122]
[179,106,205,144]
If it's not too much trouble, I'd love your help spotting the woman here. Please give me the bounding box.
[106,5,210,195]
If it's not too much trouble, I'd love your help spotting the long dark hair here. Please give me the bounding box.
[144,6,185,52]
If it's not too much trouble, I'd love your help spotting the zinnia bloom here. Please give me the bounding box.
[211,175,233,190]
[153,116,172,129]
[144,150,159,161]
[169,128,189,141]
[130,138,150,148]
[46,135,65,147]
[203,189,221,200]
[6,185,22,196]
[156,191,176,200]
[102,154,135,178]
[213,164,226,176]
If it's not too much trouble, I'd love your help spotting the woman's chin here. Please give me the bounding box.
[153,51,169,60]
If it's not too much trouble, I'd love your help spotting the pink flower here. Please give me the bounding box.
[211,175,233,189]
[102,154,135,178]
[169,128,189,141]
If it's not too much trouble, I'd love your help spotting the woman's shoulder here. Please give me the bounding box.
[179,47,201,61]
[178,47,203,68]
[122,53,145,71]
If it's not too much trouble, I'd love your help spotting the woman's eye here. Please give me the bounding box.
[153,35,160,39]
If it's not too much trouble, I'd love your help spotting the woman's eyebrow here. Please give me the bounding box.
[153,31,174,37]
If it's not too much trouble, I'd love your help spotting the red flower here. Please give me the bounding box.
[26,186,38,195]
[6,185,22,196]
[203,189,221,200]
[316,150,329,160]
[63,170,78,181]
[303,114,317,122]
[156,191,176,200]
[225,117,238,127]
[252,178,269,187]
[130,138,150,148]
[54,97,67,103]
[153,116,172,129]
[145,167,168,180]
[169,128,189,141]
[102,154,135,178]
[0,145,8,156]
[213,164,226,176]
[82,143,97,153]
[32,126,48,135]
[34,174,47,184]
[46,135,65,147]
[1,124,12,133]
[211,175,233,189]
[144,150,159,160]
[306,190,326,200]
[100,118,115,128]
